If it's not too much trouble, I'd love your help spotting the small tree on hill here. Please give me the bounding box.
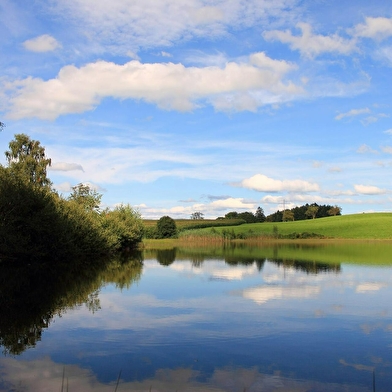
[305,205,319,219]
[283,210,294,221]
[156,216,177,238]
[328,205,342,216]
[190,211,204,220]
[255,206,266,222]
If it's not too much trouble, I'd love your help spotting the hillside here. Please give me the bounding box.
[180,213,392,240]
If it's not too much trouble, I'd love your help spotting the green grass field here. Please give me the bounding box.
[176,213,392,240]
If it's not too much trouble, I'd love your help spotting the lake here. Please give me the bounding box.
[1,242,392,391]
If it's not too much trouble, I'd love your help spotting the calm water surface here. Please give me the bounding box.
[1,243,392,391]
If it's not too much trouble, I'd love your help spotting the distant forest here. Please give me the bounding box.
[265,203,341,222]
[219,203,341,223]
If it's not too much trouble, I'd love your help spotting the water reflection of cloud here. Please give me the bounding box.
[356,282,387,293]
[169,261,259,281]
[0,357,371,392]
[242,285,320,304]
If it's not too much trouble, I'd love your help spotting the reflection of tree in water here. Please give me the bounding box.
[269,258,341,274]
[156,248,176,266]
[191,256,204,268]
[0,251,143,356]
[225,257,266,271]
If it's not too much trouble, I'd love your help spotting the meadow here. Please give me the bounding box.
[143,213,392,247]
[176,212,392,240]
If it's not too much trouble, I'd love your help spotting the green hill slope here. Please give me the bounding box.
[185,213,392,240]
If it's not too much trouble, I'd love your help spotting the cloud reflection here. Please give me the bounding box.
[242,285,320,304]
[0,357,371,392]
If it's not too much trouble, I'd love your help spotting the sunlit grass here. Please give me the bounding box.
[180,213,392,240]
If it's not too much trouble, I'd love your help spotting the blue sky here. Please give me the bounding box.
[1,0,392,218]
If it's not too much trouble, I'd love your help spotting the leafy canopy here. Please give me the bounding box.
[5,133,52,186]
[68,183,102,212]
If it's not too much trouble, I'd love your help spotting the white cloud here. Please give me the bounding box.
[55,181,73,192]
[240,174,319,193]
[381,146,392,154]
[263,22,356,58]
[354,184,386,195]
[312,160,323,168]
[354,17,392,41]
[357,144,378,154]
[50,0,297,54]
[210,197,255,210]
[50,162,84,171]
[5,54,300,120]
[335,107,370,120]
[384,129,392,135]
[23,34,61,52]
[328,166,342,173]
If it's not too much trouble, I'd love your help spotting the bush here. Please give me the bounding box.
[156,216,177,238]
[101,205,144,250]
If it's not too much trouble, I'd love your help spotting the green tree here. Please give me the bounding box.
[238,211,256,223]
[5,134,52,186]
[190,211,204,220]
[305,205,319,219]
[225,211,239,219]
[283,210,294,221]
[156,216,177,238]
[328,205,342,216]
[68,183,102,212]
[255,206,266,222]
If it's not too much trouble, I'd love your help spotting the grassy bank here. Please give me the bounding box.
[175,213,392,240]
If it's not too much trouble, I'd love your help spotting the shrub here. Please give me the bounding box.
[156,216,177,238]
[101,205,144,250]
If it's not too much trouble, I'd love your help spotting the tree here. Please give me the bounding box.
[238,211,257,223]
[328,205,342,216]
[225,211,239,219]
[68,183,102,212]
[283,210,295,221]
[156,216,177,238]
[190,211,204,220]
[305,205,319,219]
[5,133,52,186]
[255,206,266,222]
[101,204,144,250]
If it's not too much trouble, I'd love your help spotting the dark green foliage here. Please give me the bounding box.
[156,248,177,266]
[225,211,239,219]
[255,206,266,222]
[0,167,111,263]
[180,218,246,231]
[267,203,342,222]
[143,226,158,239]
[238,211,257,223]
[156,216,177,238]
[0,133,144,264]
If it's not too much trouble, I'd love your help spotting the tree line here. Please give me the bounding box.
[265,203,341,222]
[198,203,341,225]
[0,132,144,265]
